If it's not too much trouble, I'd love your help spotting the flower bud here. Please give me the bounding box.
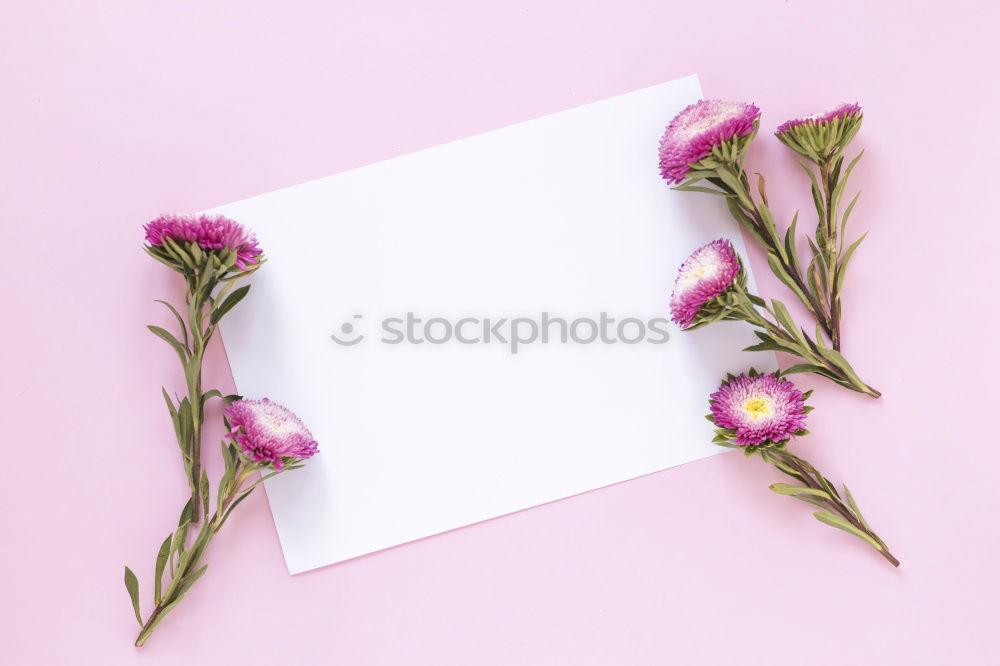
[775,103,863,163]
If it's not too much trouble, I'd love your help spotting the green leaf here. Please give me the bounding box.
[148,325,188,364]
[770,300,808,351]
[782,363,827,376]
[177,399,193,462]
[124,566,142,625]
[179,499,193,527]
[832,150,864,212]
[840,190,861,240]
[758,205,784,256]
[830,153,844,187]
[784,212,800,273]
[216,488,256,531]
[683,169,719,180]
[173,499,193,556]
[812,511,882,551]
[725,198,765,245]
[797,159,826,221]
[201,471,210,519]
[210,285,251,325]
[814,474,842,500]
[714,167,743,196]
[154,534,172,604]
[744,342,783,353]
[818,346,867,388]
[174,564,209,600]
[220,441,234,473]
[767,254,811,313]
[673,184,730,196]
[200,389,223,407]
[790,494,829,509]
[836,232,868,292]
[154,300,189,349]
[161,388,181,445]
[769,483,830,500]
[842,484,875,534]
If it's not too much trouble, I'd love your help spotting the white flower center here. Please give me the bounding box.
[677,252,721,291]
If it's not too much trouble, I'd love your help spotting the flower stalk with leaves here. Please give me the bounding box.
[670,239,879,397]
[125,398,318,647]
[143,214,265,522]
[708,370,898,566]
[776,104,865,350]
[660,99,869,354]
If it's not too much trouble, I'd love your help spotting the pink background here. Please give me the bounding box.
[3,1,998,663]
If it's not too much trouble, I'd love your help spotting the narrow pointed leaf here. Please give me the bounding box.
[769,483,830,499]
[843,484,875,534]
[200,471,210,519]
[836,232,868,292]
[147,326,188,364]
[174,564,209,599]
[210,285,251,325]
[154,300,189,348]
[812,511,882,551]
[124,566,142,625]
[154,534,172,604]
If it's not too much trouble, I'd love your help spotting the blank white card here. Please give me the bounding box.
[213,74,773,573]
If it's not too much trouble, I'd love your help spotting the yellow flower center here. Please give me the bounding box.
[742,396,772,420]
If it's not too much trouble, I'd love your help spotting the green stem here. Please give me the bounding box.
[186,354,204,524]
[134,460,257,647]
[732,286,880,398]
[724,165,836,345]
[819,159,841,350]
[768,449,899,567]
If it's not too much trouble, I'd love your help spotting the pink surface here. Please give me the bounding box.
[2,1,998,663]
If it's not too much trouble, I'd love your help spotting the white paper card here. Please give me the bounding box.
[212,74,774,573]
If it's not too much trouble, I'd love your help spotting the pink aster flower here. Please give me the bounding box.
[669,239,742,327]
[224,398,319,470]
[775,102,862,135]
[144,214,263,270]
[775,103,863,162]
[709,372,807,447]
[658,100,761,184]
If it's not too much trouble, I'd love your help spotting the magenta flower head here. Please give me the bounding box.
[670,238,744,328]
[224,398,319,470]
[144,214,264,275]
[708,369,810,449]
[658,100,761,184]
[775,103,863,163]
